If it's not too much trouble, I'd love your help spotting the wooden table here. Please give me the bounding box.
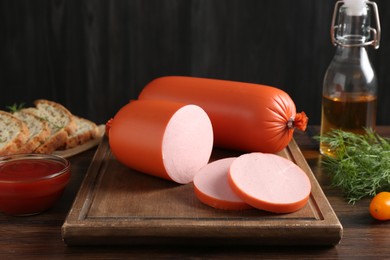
[1,126,389,259]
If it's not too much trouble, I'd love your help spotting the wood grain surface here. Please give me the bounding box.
[0,126,389,259]
[61,138,342,246]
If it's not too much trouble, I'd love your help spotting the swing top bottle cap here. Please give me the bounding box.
[331,0,381,48]
[343,0,366,16]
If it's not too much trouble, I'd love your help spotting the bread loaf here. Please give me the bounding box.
[1,99,101,155]
[13,111,51,153]
[0,111,29,156]
[22,99,76,153]
[64,116,99,149]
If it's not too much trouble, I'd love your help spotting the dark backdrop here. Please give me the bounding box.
[1,0,389,125]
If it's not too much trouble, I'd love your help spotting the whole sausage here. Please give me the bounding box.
[138,76,308,153]
[108,100,213,184]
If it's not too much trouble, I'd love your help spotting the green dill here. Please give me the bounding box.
[6,103,25,113]
[316,128,390,204]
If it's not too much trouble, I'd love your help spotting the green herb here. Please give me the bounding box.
[316,129,390,204]
[6,103,25,113]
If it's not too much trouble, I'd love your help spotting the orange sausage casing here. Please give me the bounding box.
[108,100,213,184]
[139,76,308,153]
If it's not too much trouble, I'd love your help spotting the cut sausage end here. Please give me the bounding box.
[162,104,213,184]
[228,153,311,213]
[109,100,213,184]
[193,158,252,210]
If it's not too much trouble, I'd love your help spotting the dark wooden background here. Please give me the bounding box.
[1,0,389,125]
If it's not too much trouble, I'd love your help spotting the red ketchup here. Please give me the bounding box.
[0,155,71,216]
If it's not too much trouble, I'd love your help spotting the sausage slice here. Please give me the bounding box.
[228,153,311,213]
[193,158,252,210]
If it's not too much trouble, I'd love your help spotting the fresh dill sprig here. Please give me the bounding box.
[316,128,390,204]
[6,103,25,113]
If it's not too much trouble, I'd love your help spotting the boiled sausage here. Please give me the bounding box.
[193,158,252,210]
[108,100,213,184]
[139,76,308,153]
[228,153,311,213]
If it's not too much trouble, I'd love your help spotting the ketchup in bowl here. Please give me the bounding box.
[0,154,71,216]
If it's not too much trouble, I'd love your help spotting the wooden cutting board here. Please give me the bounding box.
[61,137,343,246]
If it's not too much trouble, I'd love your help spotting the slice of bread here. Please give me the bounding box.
[13,111,51,153]
[22,99,77,154]
[0,111,29,156]
[64,116,99,149]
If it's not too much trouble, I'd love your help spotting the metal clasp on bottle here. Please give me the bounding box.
[331,0,381,49]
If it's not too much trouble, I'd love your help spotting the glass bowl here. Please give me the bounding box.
[0,153,71,216]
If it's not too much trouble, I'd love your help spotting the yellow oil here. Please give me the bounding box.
[320,94,377,157]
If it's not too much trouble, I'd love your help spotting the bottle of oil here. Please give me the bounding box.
[320,0,381,156]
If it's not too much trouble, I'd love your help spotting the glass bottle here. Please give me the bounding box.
[320,0,381,156]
